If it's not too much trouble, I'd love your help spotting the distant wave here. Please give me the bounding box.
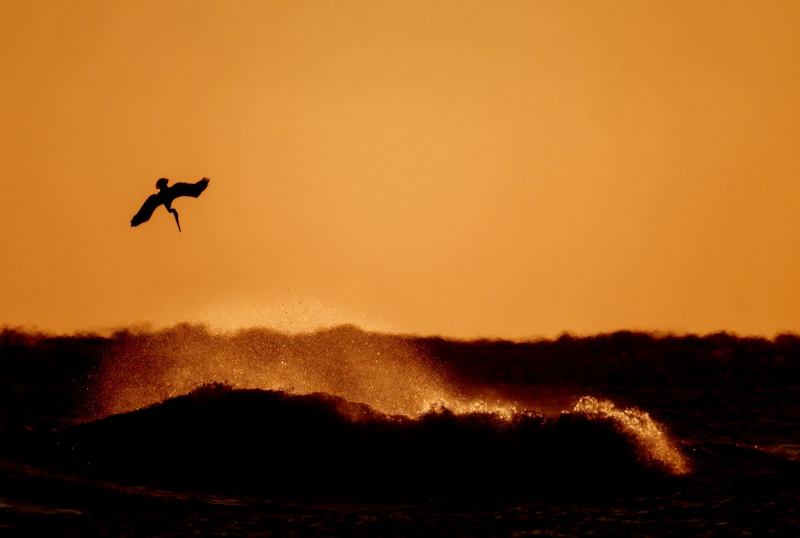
[52,384,687,496]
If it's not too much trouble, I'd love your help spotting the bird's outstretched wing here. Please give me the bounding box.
[170,177,210,199]
[131,194,162,227]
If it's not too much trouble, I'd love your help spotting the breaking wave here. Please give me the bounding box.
[59,382,689,497]
[80,324,689,491]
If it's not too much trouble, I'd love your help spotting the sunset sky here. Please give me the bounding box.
[2,1,799,339]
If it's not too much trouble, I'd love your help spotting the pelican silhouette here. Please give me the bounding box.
[131,177,210,232]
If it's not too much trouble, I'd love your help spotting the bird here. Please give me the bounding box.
[130,177,210,232]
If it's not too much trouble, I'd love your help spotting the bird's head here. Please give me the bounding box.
[155,178,169,191]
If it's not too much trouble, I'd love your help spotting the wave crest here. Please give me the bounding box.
[572,396,689,474]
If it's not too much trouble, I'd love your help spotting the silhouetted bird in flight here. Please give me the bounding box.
[131,177,210,232]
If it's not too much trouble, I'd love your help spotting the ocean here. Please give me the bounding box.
[1,325,798,536]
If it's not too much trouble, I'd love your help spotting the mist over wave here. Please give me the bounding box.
[91,323,458,418]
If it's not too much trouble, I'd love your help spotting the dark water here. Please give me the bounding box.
[1,326,799,536]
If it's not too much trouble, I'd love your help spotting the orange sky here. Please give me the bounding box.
[2,1,800,339]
